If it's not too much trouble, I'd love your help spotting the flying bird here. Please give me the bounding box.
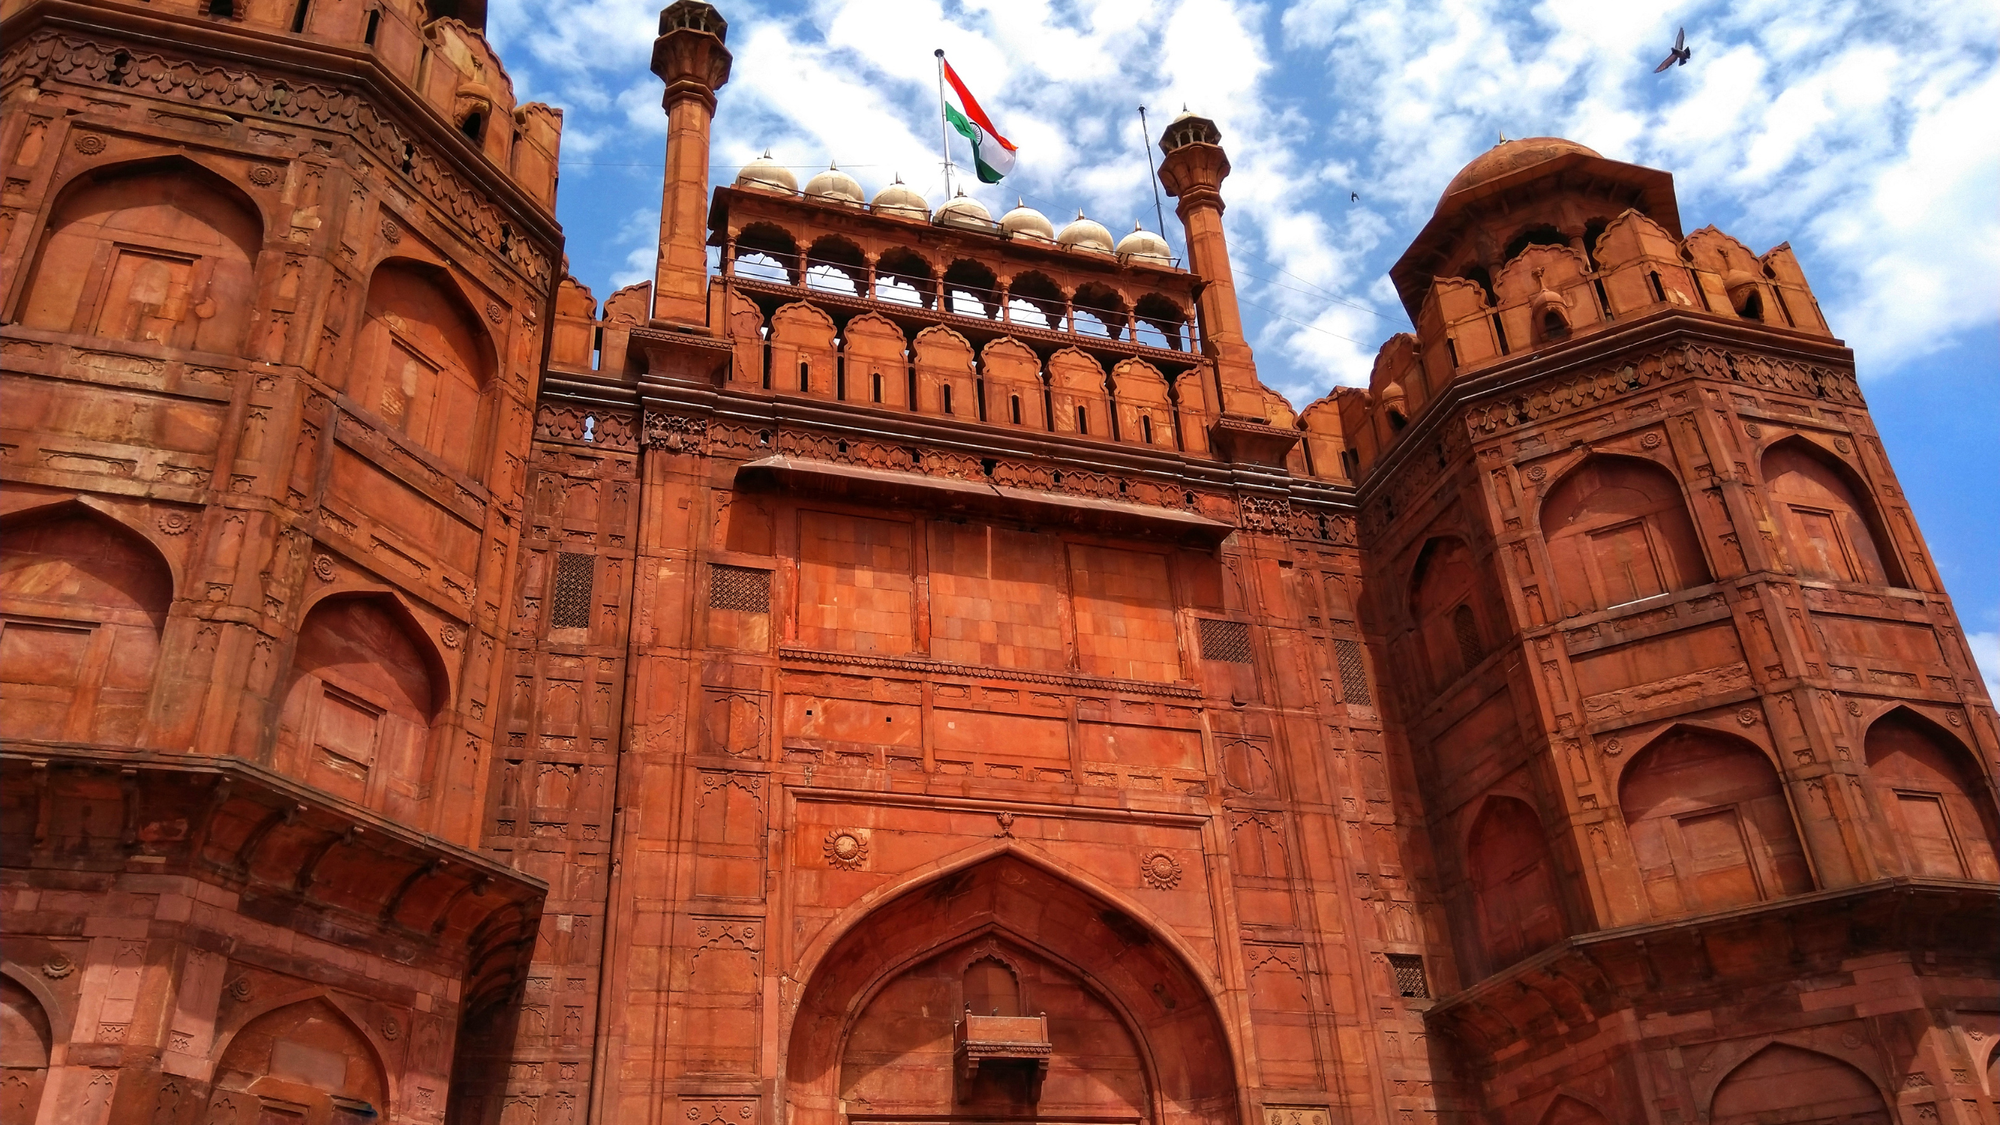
[1654,27,1691,72]
[1350,191,1360,202]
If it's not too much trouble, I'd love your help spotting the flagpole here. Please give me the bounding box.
[1138,105,1169,244]
[934,49,954,199]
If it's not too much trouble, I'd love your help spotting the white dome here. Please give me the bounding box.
[935,191,992,225]
[1000,200,1055,240]
[1117,222,1171,263]
[1058,212,1114,252]
[804,163,864,204]
[735,151,796,194]
[871,177,929,219]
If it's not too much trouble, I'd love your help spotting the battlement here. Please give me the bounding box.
[1337,140,1833,478]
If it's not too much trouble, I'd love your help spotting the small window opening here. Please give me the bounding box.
[1490,312,1510,355]
[581,416,596,443]
[1503,223,1566,262]
[980,458,996,477]
[798,360,810,393]
[1592,278,1613,319]
[1540,310,1569,342]
[1340,449,1361,479]
[498,223,511,254]
[975,378,987,421]
[1387,953,1430,999]
[1075,405,1088,434]
[942,384,954,415]
[1734,288,1764,321]
[1462,267,1497,306]
[836,366,847,400]
[399,142,415,175]
[461,112,484,142]
[1141,415,1154,444]
[289,0,310,31]
[1010,395,1022,425]
[871,372,883,403]
[907,371,918,410]
[207,0,234,16]
[591,326,603,369]
[1387,409,1407,432]
[1444,337,1459,368]
[363,9,379,42]
[1581,219,1608,271]
[1647,270,1667,303]
[1453,604,1482,669]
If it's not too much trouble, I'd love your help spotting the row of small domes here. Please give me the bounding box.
[735,153,1172,263]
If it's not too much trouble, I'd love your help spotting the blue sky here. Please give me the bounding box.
[488,0,1997,690]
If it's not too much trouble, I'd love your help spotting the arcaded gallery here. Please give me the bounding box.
[0,0,1995,1122]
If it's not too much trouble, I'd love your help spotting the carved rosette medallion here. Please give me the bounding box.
[822,830,868,870]
[1139,850,1182,890]
[248,165,280,187]
[72,133,106,154]
[312,555,336,581]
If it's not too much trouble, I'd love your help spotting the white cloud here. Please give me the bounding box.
[1968,631,2000,700]
[493,0,1997,404]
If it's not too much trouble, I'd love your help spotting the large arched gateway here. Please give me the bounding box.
[786,853,1240,1125]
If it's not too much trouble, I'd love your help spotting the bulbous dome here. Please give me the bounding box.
[735,150,797,194]
[871,177,929,219]
[804,163,864,204]
[936,191,992,224]
[1000,200,1055,240]
[1057,212,1114,252]
[1441,137,1601,202]
[1116,222,1171,263]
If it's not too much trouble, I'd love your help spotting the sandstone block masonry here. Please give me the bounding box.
[2,1,1994,1124]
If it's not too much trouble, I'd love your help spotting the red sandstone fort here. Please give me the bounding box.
[0,0,1995,1122]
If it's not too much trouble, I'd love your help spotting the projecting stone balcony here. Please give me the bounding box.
[955,1011,1053,1096]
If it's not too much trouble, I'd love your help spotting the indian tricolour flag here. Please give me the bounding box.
[942,59,1017,183]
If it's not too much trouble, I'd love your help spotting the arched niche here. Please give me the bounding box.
[1406,536,1490,690]
[17,157,262,355]
[1540,455,1709,617]
[1007,270,1065,329]
[1760,438,1903,587]
[1537,1093,1610,1125]
[0,503,171,744]
[1465,796,1567,975]
[1863,708,2000,880]
[943,258,1000,319]
[346,259,496,480]
[0,974,51,1125]
[1708,1044,1888,1125]
[804,234,865,295]
[275,594,442,820]
[1618,726,1813,919]
[874,246,935,308]
[787,854,1237,1125]
[207,997,389,1125]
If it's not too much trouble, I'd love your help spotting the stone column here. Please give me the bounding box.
[1156,114,1259,405]
[649,1,732,326]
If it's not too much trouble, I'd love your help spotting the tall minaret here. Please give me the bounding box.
[650,1,732,325]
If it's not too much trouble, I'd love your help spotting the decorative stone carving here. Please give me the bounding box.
[1139,850,1183,890]
[822,829,868,870]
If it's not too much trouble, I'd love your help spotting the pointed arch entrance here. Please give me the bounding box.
[786,852,1239,1125]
